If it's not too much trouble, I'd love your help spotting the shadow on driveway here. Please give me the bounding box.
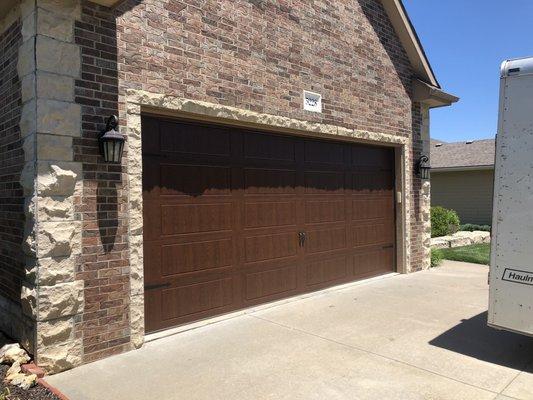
[429,311,533,370]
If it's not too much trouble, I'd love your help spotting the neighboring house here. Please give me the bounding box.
[0,0,457,373]
[430,139,495,225]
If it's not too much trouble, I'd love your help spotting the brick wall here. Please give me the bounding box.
[71,0,426,364]
[0,19,24,308]
[74,4,130,363]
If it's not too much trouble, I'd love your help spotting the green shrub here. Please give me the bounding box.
[460,223,491,232]
[431,206,460,237]
[430,249,443,268]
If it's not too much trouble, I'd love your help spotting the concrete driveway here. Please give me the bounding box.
[46,261,533,400]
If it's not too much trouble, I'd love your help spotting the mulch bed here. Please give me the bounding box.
[1,364,59,400]
[0,333,60,400]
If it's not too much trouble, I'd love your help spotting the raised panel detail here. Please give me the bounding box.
[306,228,346,254]
[245,201,296,228]
[352,198,391,221]
[244,232,298,262]
[244,133,296,161]
[161,239,232,276]
[354,249,394,275]
[305,171,344,194]
[305,200,345,223]
[304,140,345,164]
[245,169,296,194]
[160,122,231,156]
[245,265,297,300]
[306,256,348,286]
[352,171,393,194]
[161,203,232,235]
[352,223,392,247]
[161,278,233,320]
[160,165,231,196]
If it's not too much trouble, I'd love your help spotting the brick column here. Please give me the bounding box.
[18,0,85,373]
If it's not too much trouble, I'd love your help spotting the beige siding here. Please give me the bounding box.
[431,169,494,225]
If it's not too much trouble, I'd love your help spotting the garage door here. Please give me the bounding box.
[142,116,396,333]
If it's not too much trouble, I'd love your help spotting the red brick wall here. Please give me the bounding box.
[74,5,131,363]
[74,0,425,363]
[0,19,24,306]
[410,102,425,271]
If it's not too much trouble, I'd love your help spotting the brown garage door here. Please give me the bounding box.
[142,116,396,333]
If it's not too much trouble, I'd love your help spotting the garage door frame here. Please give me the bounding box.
[124,90,413,345]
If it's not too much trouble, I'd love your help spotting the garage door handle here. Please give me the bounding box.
[145,283,171,291]
[298,232,307,247]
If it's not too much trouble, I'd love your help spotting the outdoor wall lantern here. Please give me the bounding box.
[417,155,431,180]
[99,115,125,164]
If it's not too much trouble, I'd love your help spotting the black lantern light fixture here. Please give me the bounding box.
[99,115,124,164]
[417,155,431,180]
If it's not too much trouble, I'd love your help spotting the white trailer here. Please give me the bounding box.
[488,56,533,336]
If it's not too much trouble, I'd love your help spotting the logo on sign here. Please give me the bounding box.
[502,268,533,286]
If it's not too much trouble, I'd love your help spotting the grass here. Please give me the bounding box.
[438,243,491,265]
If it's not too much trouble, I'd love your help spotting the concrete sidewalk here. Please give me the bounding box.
[45,261,533,400]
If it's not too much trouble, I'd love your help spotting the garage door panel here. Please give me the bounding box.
[352,223,393,248]
[244,264,298,301]
[161,239,233,276]
[160,165,232,196]
[244,133,297,162]
[306,227,347,254]
[161,203,233,235]
[160,278,235,321]
[143,116,396,332]
[354,248,394,277]
[244,168,297,194]
[304,140,345,165]
[352,197,393,221]
[244,232,299,263]
[159,121,231,157]
[305,199,346,224]
[305,171,345,194]
[305,255,349,287]
[244,201,297,228]
[352,171,394,194]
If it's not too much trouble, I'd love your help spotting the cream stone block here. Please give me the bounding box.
[37,220,81,258]
[37,8,73,42]
[37,134,73,161]
[22,199,37,258]
[20,0,37,19]
[21,11,36,42]
[37,0,81,20]
[36,72,74,102]
[37,256,76,286]
[129,235,144,296]
[36,36,80,77]
[38,280,83,320]
[37,339,82,374]
[22,135,36,163]
[21,73,36,103]
[20,162,36,197]
[19,100,37,138]
[17,38,35,78]
[37,317,74,347]
[130,295,144,349]
[21,284,37,319]
[38,196,74,222]
[36,99,81,136]
[37,162,81,197]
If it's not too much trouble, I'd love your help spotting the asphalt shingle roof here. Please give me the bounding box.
[430,138,495,169]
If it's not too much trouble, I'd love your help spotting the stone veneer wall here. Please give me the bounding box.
[0,8,27,344]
